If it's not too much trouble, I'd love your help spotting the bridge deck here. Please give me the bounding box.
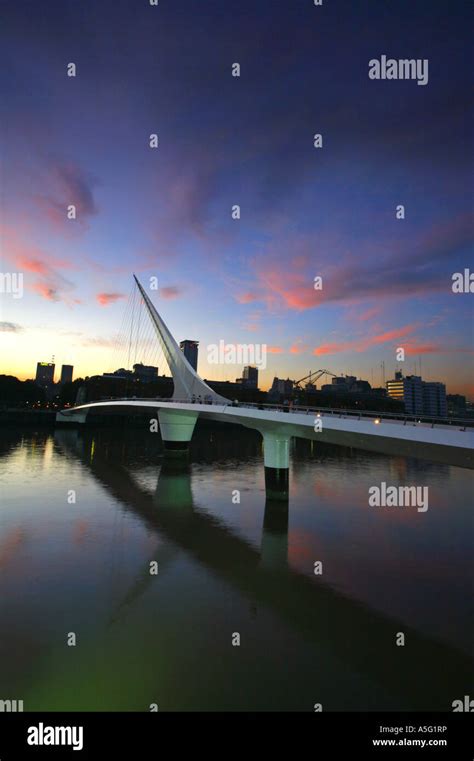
[58,398,474,468]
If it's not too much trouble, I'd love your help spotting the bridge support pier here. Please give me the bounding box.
[262,431,290,500]
[158,409,198,457]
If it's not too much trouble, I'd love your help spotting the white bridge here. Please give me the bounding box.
[57,275,474,496]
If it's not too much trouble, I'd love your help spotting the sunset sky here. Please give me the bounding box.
[1,0,472,395]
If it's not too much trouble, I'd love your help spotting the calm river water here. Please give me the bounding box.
[0,423,472,711]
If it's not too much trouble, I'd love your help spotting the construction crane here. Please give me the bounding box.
[294,369,339,390]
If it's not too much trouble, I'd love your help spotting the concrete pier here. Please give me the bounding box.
[262,431,290,500]
[158,409,198,456]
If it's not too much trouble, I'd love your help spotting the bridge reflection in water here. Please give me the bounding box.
[44,426,473,712]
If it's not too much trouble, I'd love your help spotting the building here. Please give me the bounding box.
[370,387,388,397]
[35,362,55,387]
[386,371,405,403]
[102,368,134,380]
[133,363,158,383]
[333,375,356,391]
[180,340,199,372]
[205,378,266,404]
[387,372,447,417]
[386,372,423,415]
[268,377,294,400]
[422,381,447,417]
[321,376,371,394]
[60,364,73,384]
[242,366,258,389]
[447,394,467,416]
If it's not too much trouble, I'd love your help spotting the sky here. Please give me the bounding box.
[0,0,473,395]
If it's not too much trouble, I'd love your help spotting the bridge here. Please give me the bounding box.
[57,275,474,497]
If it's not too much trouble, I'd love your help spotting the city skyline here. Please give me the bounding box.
[18,347,463,400]
[1,1,473,397]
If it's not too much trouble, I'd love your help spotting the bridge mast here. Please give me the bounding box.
[133,274,228,404]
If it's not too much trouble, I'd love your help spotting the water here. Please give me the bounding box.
[0,423,472,711]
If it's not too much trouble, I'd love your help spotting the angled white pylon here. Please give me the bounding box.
[133,274,229,403]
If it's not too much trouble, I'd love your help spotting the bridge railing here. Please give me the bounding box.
[238,401,473,431]
[70,396,474,431]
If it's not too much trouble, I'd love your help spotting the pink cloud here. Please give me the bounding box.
[368,325,415,345]
[313,341,353,356]
[259,268,323,311]
[245,213,474,313]
[15,257,49,275]
[159,286,181,300]
[313,324,418,356]
[236,292,258,304]
[354,306,381,322]
[290,340,310,355]
[404,341,473,355]
[33,282,60,301]
[267,346,284,354]
[0,224,77,303]
[96,292,126,306]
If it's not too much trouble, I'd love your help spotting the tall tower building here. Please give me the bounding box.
[60,364,73,384]
[35,362,55,387]
[179,340,199,372]
[243,365,258,389]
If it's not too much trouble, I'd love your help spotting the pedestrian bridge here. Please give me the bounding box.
[57,275,474,496]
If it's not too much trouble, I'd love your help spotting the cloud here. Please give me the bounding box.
[15,258,49,275]
[313,341,353,357]
[368,326,415,346]
[245,213,474,313]
[290,340,310,355]
[353,306,381,322]
[236,292,258,304]
[313,325,418,356]
[96,292,126,306]
[404,343,442,355]
[0,322,22,332]
[36,161,99,231]
[1,224,77,303]
[33,283,60,301]
[267,346,284,354]
[159,286,181,300]
[403,341,473,355]
[258,267,322,311]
